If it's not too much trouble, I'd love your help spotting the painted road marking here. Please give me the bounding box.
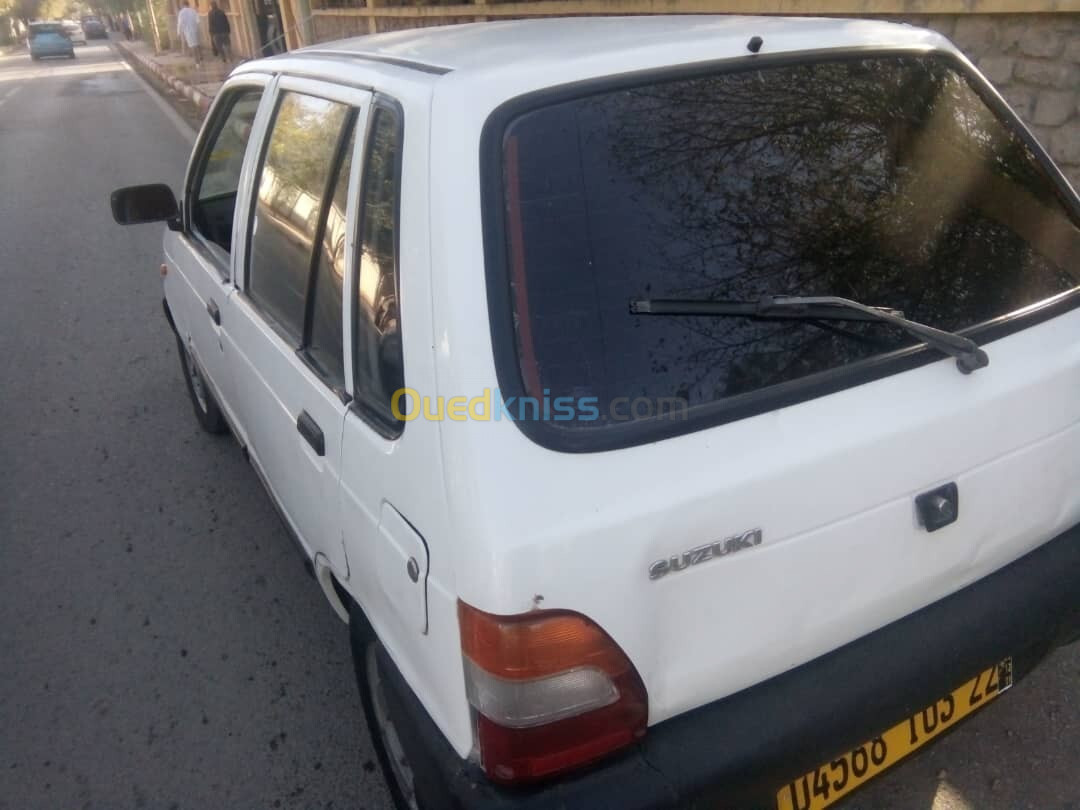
[0,85,22,108]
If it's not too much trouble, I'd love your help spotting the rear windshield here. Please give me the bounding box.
[30,24,64,36]
[492,52,1080,446]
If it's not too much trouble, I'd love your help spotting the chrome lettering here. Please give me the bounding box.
[649,528,763,580]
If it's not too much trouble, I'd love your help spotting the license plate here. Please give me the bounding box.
[776,658,1013,810]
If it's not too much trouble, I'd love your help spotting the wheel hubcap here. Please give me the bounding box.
[184,346,208,412]
[366,645,419,810]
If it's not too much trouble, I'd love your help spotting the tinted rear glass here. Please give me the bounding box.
[495,53,1080,442]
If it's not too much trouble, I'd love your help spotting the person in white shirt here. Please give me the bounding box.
[176,1,202,65]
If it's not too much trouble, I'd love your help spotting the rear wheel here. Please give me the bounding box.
[350,611,453,810]
[175,335,227,434]
[365,644,420,810]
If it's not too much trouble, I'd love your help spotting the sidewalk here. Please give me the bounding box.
[114,37,231,114]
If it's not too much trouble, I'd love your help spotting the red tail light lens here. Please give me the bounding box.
[458,601,647,784]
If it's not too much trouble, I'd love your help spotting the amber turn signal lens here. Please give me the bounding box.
[460,602,633,681]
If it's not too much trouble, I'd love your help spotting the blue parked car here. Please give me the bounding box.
[28,22,76,60]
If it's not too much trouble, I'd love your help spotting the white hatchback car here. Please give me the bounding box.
[62,20,86,45]
[112,16,1080,810]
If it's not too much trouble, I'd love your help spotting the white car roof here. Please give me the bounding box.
[288,15,952,76]
[233,15,960,138]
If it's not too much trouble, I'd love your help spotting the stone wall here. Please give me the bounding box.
[912,13,1080,191]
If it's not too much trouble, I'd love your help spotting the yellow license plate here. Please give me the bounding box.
[776,658,1013,810]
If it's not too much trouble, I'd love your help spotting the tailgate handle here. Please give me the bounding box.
[297,410,325,456]
[206,298,221,326]
[916,482,959,532]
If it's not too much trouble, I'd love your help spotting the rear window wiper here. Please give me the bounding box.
[629,295,989,375]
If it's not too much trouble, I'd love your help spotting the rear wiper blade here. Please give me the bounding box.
[629,295,989,375]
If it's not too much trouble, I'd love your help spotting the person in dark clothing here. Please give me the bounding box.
[208,1,232,63]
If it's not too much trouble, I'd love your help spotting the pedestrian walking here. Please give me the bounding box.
[264,11,282,55]
[177,0,202,65]
[208,1,231,63]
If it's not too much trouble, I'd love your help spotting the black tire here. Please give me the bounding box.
[175,335,228,434]
[350,608,454,810]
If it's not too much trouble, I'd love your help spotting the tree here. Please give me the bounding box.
[2,0,46,24]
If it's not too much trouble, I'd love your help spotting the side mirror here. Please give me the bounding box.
[110,183,180,228]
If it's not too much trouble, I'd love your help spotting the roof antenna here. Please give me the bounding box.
[747,36,763,54]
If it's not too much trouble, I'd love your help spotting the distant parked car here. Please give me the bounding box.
[80,15,107,39]
[62,20,86,45]
[28,22,75,60]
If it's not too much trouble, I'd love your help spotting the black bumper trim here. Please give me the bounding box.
[382,527,1080,810]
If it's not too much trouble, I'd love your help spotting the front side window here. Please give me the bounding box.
[353,106,404,433]
[190,88,263,256]
[247,91,349,340]
[493,53,1080,445]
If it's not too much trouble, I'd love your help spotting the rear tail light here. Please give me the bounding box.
[458,601,647,784]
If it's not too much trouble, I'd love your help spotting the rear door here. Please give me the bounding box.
[225,77,372,575]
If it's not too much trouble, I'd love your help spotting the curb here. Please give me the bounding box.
[114,39,214,114]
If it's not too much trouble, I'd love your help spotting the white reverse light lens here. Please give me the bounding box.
[464,658,619,729]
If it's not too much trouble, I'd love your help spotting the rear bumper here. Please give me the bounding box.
[384,525,1080,809]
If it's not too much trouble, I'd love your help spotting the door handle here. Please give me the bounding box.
[296,410,325,456]
[206,298,221,326]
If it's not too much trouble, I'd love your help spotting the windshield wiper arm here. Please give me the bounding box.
[629,295,989,375]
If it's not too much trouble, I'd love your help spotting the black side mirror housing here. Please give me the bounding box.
[111,183,181,229]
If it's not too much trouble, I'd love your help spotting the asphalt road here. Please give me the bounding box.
[0,37,1077,810]
[0,41,389,810]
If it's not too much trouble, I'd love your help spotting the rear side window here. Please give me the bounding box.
[353,106,404,434]
[247,92,349,340]
[492,53,1080,447]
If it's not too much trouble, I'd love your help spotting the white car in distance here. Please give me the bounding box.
[62,20,86,45]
